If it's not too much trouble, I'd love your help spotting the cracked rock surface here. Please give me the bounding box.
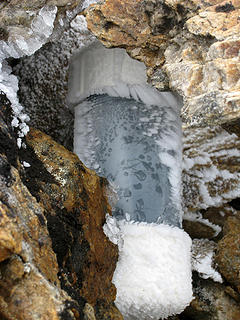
[85,0,240,131]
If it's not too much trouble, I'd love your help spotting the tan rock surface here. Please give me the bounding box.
[215,214,240,294]
[0,104,77,319]
[25,128,122,319]
[0,92,122,320]
[85,0,240,129]
[182,126,240,212]
[182,275,240,320]
[0,256,70,320]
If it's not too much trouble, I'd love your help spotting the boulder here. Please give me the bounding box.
[182,274,240,320]
[0,91,76,320]
[215,214,240,294]
[85,0,240,131]
[0,92,122,319]
[24,128,121,319]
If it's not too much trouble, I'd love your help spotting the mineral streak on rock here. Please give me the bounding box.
[85,0,240,129]
[25,128,122,320]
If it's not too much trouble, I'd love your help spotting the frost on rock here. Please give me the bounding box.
[192,239,223,283]
[6,6,57,59]
[103,217,193,320]
[82,0,102,10]
[0,6,58,146]
[13,14,96,148]
[183,126,240,212]
[184,211,222,238]
[0,60,30,146]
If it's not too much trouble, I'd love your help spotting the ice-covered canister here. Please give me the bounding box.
[68,41,192,320]
[69,41,183,227]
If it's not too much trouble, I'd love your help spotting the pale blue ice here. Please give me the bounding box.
[77,94,181,227]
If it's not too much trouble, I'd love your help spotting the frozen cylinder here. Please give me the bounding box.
[69,42,183,227]
[75,94,182,227]
[68,41,192,320]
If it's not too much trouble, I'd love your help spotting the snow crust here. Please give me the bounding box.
[104,215,193,319]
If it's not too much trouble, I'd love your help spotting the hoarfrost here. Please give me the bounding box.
[0,6,58,146]
[183,126,240,211]
[184,211,222,238]
[23,161,31,168]
[82,0,102,9]
[192,239,223,283]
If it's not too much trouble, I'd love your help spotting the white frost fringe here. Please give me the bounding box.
[104,216,193,320]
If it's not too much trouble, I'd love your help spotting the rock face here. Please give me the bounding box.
[182,274,240,320]
[182,125,240,212]
[0,92,122,320]
[215,214,240,294]
[0,91,74,320]
[85,0,240,131]
[24,128,121,319]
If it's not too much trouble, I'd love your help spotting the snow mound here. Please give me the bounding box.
[104,216,193,319]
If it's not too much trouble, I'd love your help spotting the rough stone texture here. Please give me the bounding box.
[184,204,239,240]
[24,128,122,320]
[0,0,84,46]
[201,205,238,230]
[0,92,122,319]
[182,219,217,240]
[13,18,95,150]
[0,91,77,320]
[182,126,240,212]
[215,214,240,294]
[85,0,240,130]
[181,274,240,320]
